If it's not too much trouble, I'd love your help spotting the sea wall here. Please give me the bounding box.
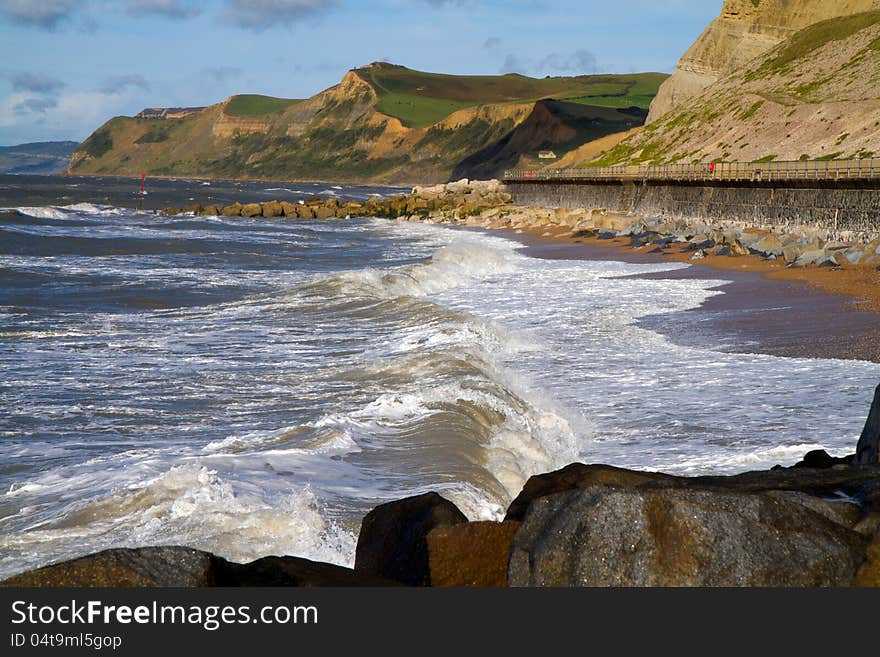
[506,181,880,241]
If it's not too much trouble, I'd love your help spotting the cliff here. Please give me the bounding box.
[68,63,665,184]
[647,0,880,122]
[593,9,880,165]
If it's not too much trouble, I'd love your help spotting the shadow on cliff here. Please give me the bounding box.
[450,100,646,181]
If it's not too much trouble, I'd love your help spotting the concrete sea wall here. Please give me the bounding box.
[506,181,880,240]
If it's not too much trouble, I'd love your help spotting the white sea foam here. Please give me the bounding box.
[0,463,355,574]
[3,211,880,580]
[13,206,70,219]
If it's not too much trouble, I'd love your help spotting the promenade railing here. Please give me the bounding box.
[503,158,880,183]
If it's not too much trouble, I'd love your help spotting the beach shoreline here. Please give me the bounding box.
[499,224,880,364]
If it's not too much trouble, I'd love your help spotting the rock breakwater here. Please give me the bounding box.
[157,178,880,271]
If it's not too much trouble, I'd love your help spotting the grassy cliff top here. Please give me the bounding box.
[354,62,667,128]
[224,94,301,117]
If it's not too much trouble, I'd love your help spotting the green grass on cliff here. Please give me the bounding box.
[224,94,300,116]
[746,10,880,80]
[359,63,666,128]
[375,93,474,129]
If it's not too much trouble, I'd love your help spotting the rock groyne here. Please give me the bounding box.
[157,178,880,269]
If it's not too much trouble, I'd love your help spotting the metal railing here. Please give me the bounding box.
[503,158,880,183]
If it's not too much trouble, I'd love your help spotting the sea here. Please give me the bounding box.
[1,174,879,578]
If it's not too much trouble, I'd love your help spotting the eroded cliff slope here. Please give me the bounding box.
[595,9,880,165]
[647,0,880,122]
[69,63,665,184]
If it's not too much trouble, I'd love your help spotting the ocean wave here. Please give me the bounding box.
[11,203,128,221]
[0,463,356,577]
[300,237,517,301]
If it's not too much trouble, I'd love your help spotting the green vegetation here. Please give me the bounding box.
[81,126,114,158]
[224,94,299,117]
[754,154,777,163]
[360,63,666,128]
[375,93,474,129]
[746,11,880,80]
[814,152,844,161]
[739,100,764,120]
[134,123,170,144]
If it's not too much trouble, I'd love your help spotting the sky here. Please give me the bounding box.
[0,0,723,146]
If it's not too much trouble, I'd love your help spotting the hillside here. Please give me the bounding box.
[646,0,880,122]
[68,63,666,184]
[0,141,79,175]
[590,8,880,166]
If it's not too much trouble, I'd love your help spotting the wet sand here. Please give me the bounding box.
[503,226,880,364]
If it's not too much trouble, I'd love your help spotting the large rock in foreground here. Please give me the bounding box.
[427,521,521,587]
[506,461,880,525]
[354,492,467,586]
[505,463,675,521]
[856,384,880,465]
[509,486,869,587]
[0,547,214,587]
[1,547,395,587]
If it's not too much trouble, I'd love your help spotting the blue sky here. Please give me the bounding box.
[0,0,722,145]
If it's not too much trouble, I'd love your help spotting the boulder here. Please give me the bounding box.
[355,492,468,586]
[0,547,214,587]
[508,486,868,587]
[221,203,243,217]
[793,249,827,267]
[212,556,396,587]
[446,179,470,194]
[427,522,521,587]
[240,203,263,218]
[782,243,804,264]
[855,538,880,586]
[754,234,785,256]
[844,249,865,264]
[0,548,398,588]
[200,204,221,216]
[185,203,203,215]
[794,449,852,469]
[160,207,181,216]
[856,384,880,465]
[831,250,850,267]
[313,205,336,220]
[505,463,674,522]
[261,200,283,218]
[728,239,750,257]
[280,201,298,217]
[505,460,880,526]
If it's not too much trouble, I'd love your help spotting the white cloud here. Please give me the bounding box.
[99,74,152,95]
[0,0,80,29]
[224,0,336,30]
[11,72,66,94]
[126,0,202,19]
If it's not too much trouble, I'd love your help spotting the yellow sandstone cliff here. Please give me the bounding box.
[647,0,880,122]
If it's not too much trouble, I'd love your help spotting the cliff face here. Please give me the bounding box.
[647,0,880,122]
[69,64,665,184]
[595,9,880,166]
